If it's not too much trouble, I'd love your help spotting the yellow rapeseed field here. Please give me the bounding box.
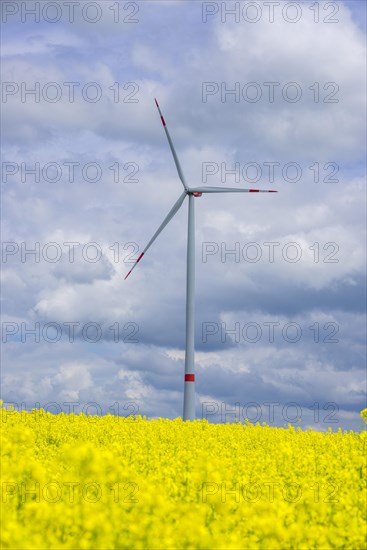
[1,404,366,549]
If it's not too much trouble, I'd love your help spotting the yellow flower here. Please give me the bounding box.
[1,406,366,549]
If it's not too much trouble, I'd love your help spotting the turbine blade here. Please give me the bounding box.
[155,98,188,191]
[190,186,278,193]
[124,192,187,279]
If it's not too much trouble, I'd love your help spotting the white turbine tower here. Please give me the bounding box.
[125,99,277,421]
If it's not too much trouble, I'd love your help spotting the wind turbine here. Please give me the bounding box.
[125,99,277,421]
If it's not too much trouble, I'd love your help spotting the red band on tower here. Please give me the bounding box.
[185,374,195,382]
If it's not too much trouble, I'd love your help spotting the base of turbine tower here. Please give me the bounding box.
[183,375,195,421]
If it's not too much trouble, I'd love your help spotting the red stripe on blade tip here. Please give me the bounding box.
[124,270,132,280]
[185,374,195,382]
[249,189,278,193]
[137,252,144,263]
[161,115,166,126]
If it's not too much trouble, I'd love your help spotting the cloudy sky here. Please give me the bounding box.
[1,0,366,430]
